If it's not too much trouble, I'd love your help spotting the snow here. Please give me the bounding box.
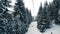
[25,21,42,34]
[7,0,16,14]
[43,25,60,34]
[25,21,60,34]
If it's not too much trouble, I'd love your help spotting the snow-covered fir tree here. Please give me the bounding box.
[12,0,32,34]
[0,0,12,34]
[37,2,51,33]
[0,0,32,34]
[37,0,60,33]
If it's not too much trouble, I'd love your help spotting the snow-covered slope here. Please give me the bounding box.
[42,25,60,34]
[26,21,60,34]
[25,21,42,34]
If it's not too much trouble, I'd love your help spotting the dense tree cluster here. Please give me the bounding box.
[0,0,32,34]
[37,0,60,33]
[13,0,32,34]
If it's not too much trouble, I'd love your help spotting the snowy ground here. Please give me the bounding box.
[25,21,42,34]
[25,21,60,34]
[43,25,60,34]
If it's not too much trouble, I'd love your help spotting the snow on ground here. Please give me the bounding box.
[26,21,60,34]
[42,25,60,34]
[7,0,16,14]
[25,21,42,34]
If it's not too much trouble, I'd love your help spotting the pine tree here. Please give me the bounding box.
[25,8,32,25]
[0,0,11,14]
[37,0,60,33]
[0,0,32,34]
[0,0,12,34]
[37,1,51,33]
[13,0,32,34]
[52,0,60,25]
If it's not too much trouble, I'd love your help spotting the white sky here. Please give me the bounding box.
[24,0,53,16]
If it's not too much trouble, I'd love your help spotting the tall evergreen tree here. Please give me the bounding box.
[37,1,51,33]
[52,0,60,25]
[0,0,32,34]
[37,0,60,33]
[0,0,13,34]
[12,0,32,34]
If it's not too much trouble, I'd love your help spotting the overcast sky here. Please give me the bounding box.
[24,0,53,16]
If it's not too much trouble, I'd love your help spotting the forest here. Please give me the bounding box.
[0,0,60,34]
